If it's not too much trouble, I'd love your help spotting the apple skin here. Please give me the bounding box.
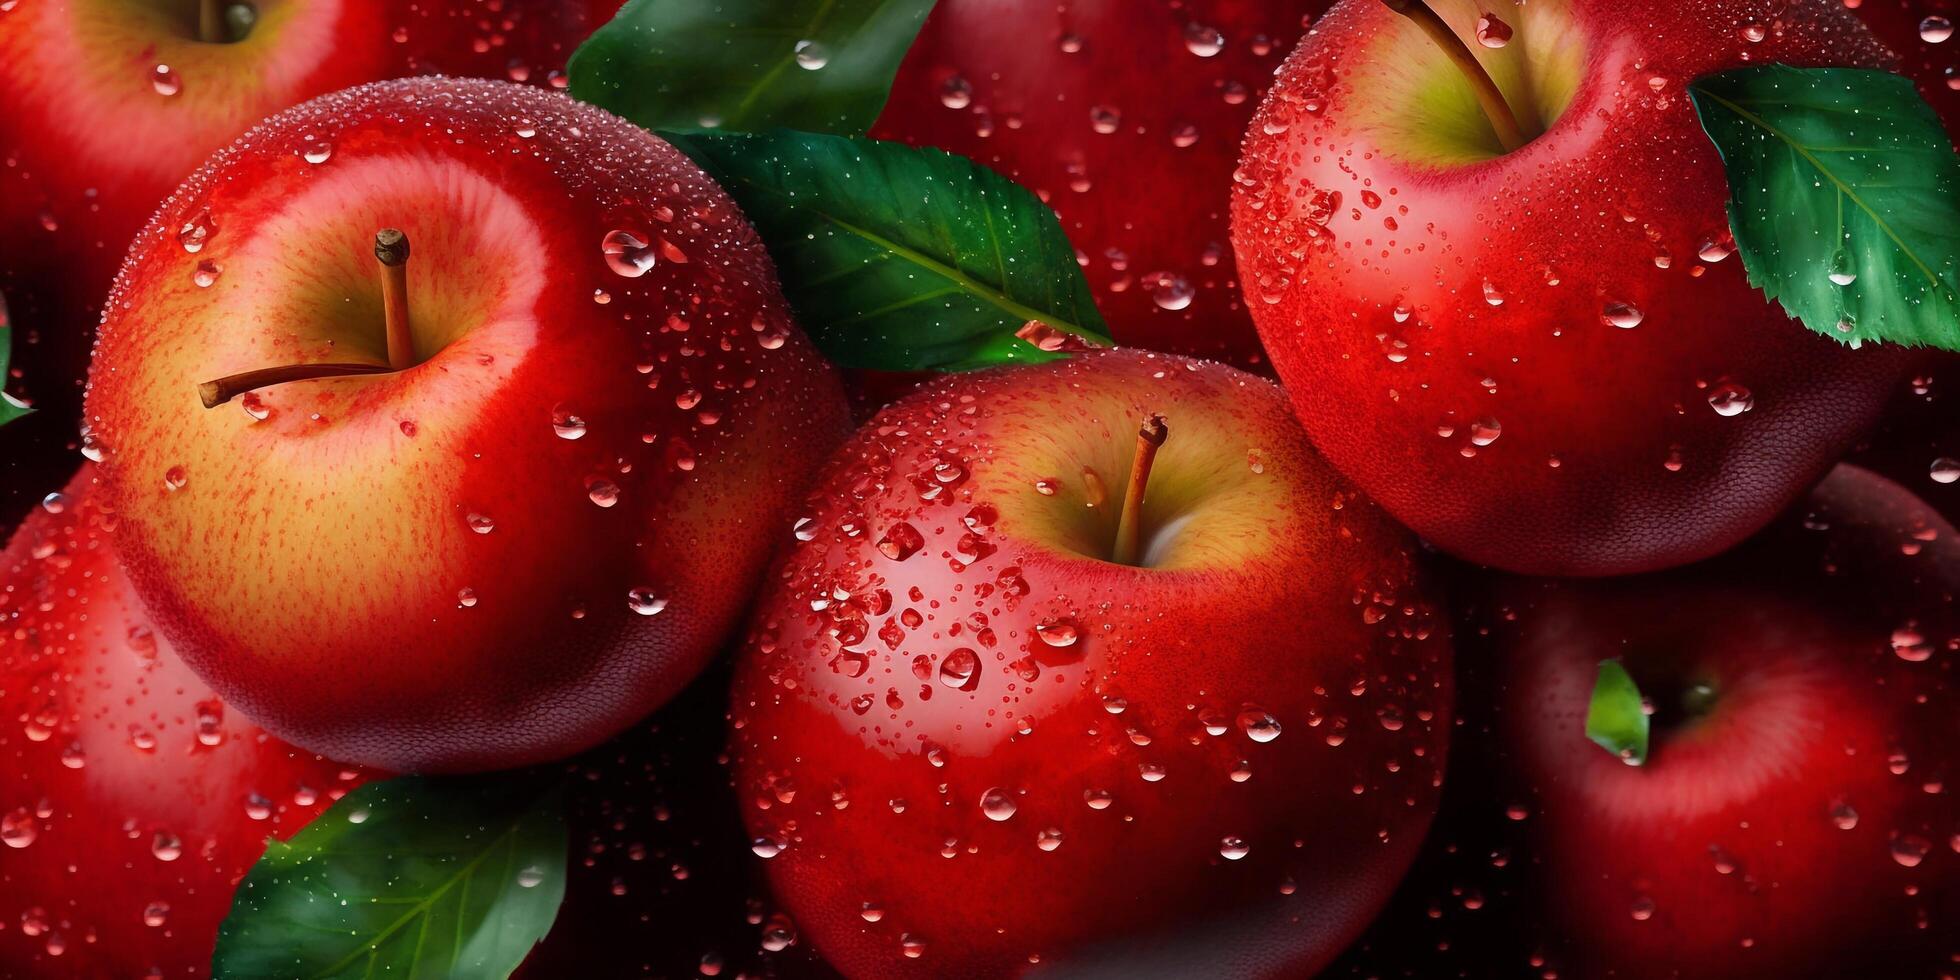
[0,0,622,429]
[1232,0,1912,577]
[1487,464,1956,977]
[871,0,1331,369]
[82,77,853,773]
[0,466,367,978]
[729,349,1453,977]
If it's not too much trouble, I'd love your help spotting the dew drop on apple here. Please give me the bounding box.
[1929,457,1960,484]
[860,902,884,922]
[150,65,181,96]
[1035,827,1064,852]
[466,512,495,534]
[1474,12,1512,48]
[1706,382,1754,417]
[551,403,587,439]
[1220,836,1251,860]
[142,902,170,928]
[1183,22,1225,57]
[1139,762,1168,782]
[195,700,224,746]
[1481,279,1505,307]
[1696,231,1735,262]
[178,211,215,253]
[1890,833,1931,867]
[1739,19,1766,42]
[1890,624,1934,662]
[1921,15,1954,43]
[1035,617,1080,647]
[1629,895,1656,920]
[1238,708,1282,743]
[900,935,927,959]
[245,793,273,821]
[457,587,478,608]
[628,588,668,616]
[1468,417,1502,447]
[162,465,187,492]
[751,834,786,858]
[39,491,65,514]
[794,39,830,70]
[939,648,981,691]
[939,75,973,109]
[300,140,333,165]
[150,831,182,862]
[601,229,657,278]
[877,521,924,561]
[1090,105,1122,134]
[980,787,1018,822]
[1601,301,1644,329]
[1,807,36,849]
[586,478,620,508]
[193,260,221,288]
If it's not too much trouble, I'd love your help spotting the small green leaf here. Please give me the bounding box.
[661,129,1111,372]
[1586,660,1649,767]
[213,774,567,980]
[0,295,32,429]
[568,0,935,136]
[1690,66,1960,351]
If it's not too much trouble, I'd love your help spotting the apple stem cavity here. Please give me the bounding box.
[197,0,256,43]
[1379,0,1528,153]
[1112,414,1168,567]
[197,363,393,409]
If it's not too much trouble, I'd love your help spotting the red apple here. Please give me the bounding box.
[1232,0,1910,576]
[0,0,621,421]
[871,0,1330,369]
[0,466,367,977]
[729,348,1453,976]
[1490,464,1956,977]
[82,76,852,773]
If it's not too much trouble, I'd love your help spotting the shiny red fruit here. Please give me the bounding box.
[1492,464,1956,977]
[730,349,1453,977]
[84,77,851,773]
[1233,0,1909,576]
[872,0,1331,369]
[0,467,366,977]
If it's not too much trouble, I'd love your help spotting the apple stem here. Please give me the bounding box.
[375,229,415,371]
[1112,414,1168,567]
[1379,0,1528,153]
[197,363,393,409]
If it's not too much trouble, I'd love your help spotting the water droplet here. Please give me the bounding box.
[1601,301,1644,329]
[39,492,65,514]
[877,521,924,561]
[1149,274,1195,311]
[1090,105,1121,134]
[516,865,547,888]
[900,934,927,959]
[938,74,973,109]
[628,588,667,616]
[1696,232,1735,263]
[1183,22,1225,57]
[1930,457,1960,484]
[1740,19,1766,42]
[1,808,36,848]
[601,229,657,278]
[1827,249,1857,286]
[142,902,170,928]
[466,512,495,534]
[1481,279,1505,307]
[1469,417,1502,447]
[150,831,182,862]
[1036,827,1063,851]
[150,65,181,96]
[939,648,981,691]
[457,587,478,608]
[193,260,221,288]
[163,465,188,492]
[751,835,786,859]
[1891,833,1931,867]
[1238,708,1281,743]
[551,403,587,439]
[1475,12,1513,47]
[586,478,620,508]
[178,211,216,253]
[1629,895,1656,920]
[1035,618,1080,647]
[794,39,830,70]
[1921,15,1953,43]
[1706,382,1754,417]
[980,787,1018,822]
[300,140,333,165]
[1220,836,1250,860]
[1891,624,1934,662]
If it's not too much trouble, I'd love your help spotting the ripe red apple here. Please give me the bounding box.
[872,0,1330,368]
[1232,0,1911,576]
[729,349,1453,976]
[1,466,366,977]
[1490,464,1956,977]
[82,77,852,773]
[0,0,621,421]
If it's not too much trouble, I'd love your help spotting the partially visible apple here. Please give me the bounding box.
[730,349,1453,976]
[872,0,1329,368]
[1490,464,1955,977]
[1232,0,1910,576]
[0,466,366,977]
[83,77,852,773]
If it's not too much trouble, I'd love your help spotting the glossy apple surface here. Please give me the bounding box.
[1491,464,1956,977]
[730,349,1453,977]
[0,467,366,977]
[83,77,852,773]
[1233,0,1910,576]
[872,0,1330,368]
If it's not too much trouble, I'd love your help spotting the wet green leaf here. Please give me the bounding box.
[1586,660,1649,767]
[1691,66,1960,351]
[0,296,30,429]
[213,774,566,980]
[663,129,1111,372]
[568,0,934,136]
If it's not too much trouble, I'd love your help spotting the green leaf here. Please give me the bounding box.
[1689,65,1960,351]
[662,129,1111,372]
[0,295,31,429]
[1586,660,1649,767]
[213,774,567,980]
[568,0,935,137]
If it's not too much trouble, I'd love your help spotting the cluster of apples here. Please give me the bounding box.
[1,0,1955,978]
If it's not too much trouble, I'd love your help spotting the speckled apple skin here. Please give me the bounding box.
[1489,465,1957,977]
[84,78,852,773]
[1232,0,1912,576]
[0,467,368,978]
[872,0,1333,370]
[730,350,1453,977]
